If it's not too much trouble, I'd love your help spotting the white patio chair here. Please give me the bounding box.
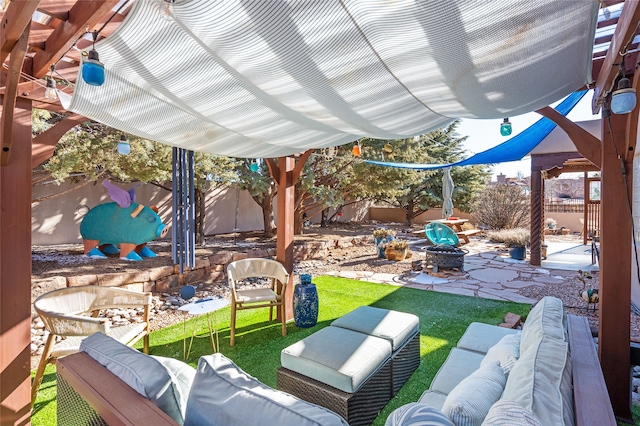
[31,285,152,405]
[227,258,290,346]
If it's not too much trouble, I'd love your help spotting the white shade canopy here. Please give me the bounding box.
[61,0,599,158]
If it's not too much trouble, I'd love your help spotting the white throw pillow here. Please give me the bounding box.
[385,403,455,426]
[442,361,506,426]
[481,400,542,426]
[480,334,520,376]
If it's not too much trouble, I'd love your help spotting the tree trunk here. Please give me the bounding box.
[320,207,329,228]
[261,196,275,237]
[195,187,206,244]
[294,208,304,235]
[405,200,414,226]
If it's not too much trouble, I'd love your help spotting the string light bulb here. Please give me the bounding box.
[500,118,512,136]
[82,31,105,86]
[611,76,637,114]
[250,159,259,172]
[352,142,362,157]
[44,64,57,100]
[117,133,130,155]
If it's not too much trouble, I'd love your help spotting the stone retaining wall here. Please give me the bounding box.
[30,236,371,316]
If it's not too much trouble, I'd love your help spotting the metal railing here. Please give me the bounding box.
[545,199,584,213]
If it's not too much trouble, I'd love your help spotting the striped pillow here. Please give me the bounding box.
[481,400,542,426]
[480,334,520,376]
[442,361,506,426]
[385,403,454,426]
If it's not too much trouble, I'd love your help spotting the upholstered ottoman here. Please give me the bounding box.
[277,326,392,426]
[331,306,420,395]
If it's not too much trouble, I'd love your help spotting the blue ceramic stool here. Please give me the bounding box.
[293,274,319,328]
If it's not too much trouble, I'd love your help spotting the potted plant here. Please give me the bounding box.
[373,228,396,258]
[383,239,410,261]
[488,228,530,260]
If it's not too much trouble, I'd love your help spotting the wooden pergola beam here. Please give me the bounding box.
[32,113,87,168]
[0,0,40,64]
[1,27,30,166]
[535,106,602,168]
[623,71,640,161]
[31,0,120,78]
[592,1,640,114]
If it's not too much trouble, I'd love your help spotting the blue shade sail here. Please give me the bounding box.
[364,90,587,171]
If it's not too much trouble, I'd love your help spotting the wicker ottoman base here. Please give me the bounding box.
[277,361,392,426]
[391,331,421,396]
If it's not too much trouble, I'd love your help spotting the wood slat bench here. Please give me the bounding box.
[456,229,481,244]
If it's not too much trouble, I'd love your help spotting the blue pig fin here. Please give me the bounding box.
[138,246,157,258]
[123,251,143,261]
[100,244,120,255]
[87,248,107,258]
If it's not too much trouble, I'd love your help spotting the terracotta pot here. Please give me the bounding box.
[385,248,407,261]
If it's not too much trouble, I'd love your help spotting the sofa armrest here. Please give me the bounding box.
[567,315,616,426]
[57,352,179,426]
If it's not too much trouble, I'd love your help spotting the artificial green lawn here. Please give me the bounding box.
[33,276,533,425]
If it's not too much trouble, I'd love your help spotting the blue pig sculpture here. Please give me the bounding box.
[80,180,168,261]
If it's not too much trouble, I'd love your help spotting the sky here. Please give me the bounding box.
[456,92,600,181]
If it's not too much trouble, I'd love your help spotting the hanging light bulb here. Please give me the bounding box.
[82,31,105,86]
[352,142,362,157]
[500,118,512,136]
[162,0,175,19]
[611,77,637,114]
[117,133,130,155]
[250,159,259,172]
[383,143,393,153]
[413,135,420,142]
[45,64,57,100]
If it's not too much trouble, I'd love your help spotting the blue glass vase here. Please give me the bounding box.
[293,274,318,328]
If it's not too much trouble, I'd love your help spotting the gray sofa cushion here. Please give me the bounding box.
[331,306,419,351]
[184,353,349,426]
[428,347,484,395]
[280,326,391,393]
[520,296,565,354]
[80,332,190,424]
[456,322,520,354]
[503,335,573,426]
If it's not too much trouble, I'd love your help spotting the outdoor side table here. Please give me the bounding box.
[178,297,230,360]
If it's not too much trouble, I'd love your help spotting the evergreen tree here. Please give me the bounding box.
[354,121,491,225]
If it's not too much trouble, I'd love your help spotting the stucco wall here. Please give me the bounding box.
[31,180,266,245]
[32,179,371,245]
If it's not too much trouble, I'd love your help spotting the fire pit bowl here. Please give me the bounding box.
[424,245,468,273]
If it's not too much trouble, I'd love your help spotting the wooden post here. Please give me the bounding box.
[0,96,32,424]
[599,111,633,421]
[529,167,543,266]
[276,157,295,321]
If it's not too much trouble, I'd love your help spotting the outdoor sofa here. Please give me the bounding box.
[56,332,349,426]
[385,296,616,426]
[55,297,616,426]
